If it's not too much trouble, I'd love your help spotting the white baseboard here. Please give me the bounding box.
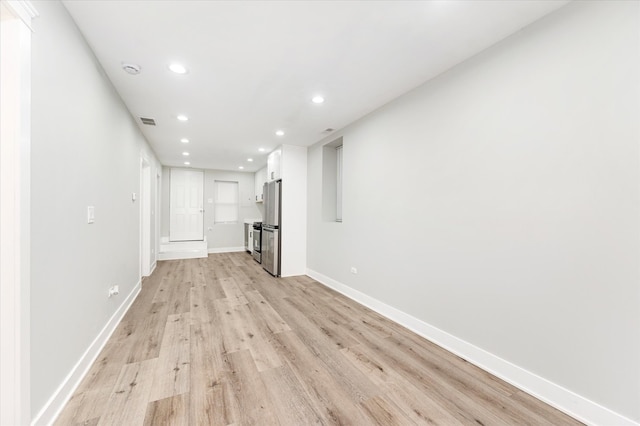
[208,246,246,254]
[306,268,638,426]
[31,280,142,426]
[149,261,157,275]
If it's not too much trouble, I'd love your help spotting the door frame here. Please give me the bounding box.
[154,170,160,269]
[139,155,151,278]
[0,1,37,424]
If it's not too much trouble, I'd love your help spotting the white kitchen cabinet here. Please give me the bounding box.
[254,167,267,202]
[267,148,282,181]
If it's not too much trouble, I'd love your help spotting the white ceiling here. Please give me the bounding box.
[62,0,569,172]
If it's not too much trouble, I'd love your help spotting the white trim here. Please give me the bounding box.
[31,281,142,426]
[140,156,151,277]
[4,1,38,30]
[154,170,161,267]
[0,5,34,424]
[149,261,157,276]
[306,268,639,426]
[208,246,246,254]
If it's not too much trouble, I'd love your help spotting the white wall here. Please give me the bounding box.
[160,166,261,250]
[307,1,639,423]
[30,0,160,420]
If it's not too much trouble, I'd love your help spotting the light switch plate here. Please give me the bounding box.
[207,198,213,204]
[87,206,95,224]
[132,192,137,201]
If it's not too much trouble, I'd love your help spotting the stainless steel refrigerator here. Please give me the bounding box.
[262,180,281,276]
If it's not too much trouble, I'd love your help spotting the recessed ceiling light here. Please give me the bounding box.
[184,161,190,166]
[180,138,189,144]
[169,63,188,74]
[258,148,265,152]
[275,130,284,136]
[177,114,189,121]
[247,158,253,162]
[312,95,325,104]
[238,166,244,170]
[182,152,189,156]
[122,63,141,75]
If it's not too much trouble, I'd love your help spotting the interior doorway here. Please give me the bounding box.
[154,171,160,268]
[140,157,151,277]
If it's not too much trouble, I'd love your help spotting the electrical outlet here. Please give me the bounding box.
[108,285,120,298]
[350,267,358,274]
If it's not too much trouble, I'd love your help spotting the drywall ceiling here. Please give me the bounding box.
[62,0,569,172]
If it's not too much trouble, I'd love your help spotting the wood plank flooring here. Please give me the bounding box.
[55,253,582,426]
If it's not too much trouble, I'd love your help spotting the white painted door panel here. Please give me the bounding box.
[170,168,204,241]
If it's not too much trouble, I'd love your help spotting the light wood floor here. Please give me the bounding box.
[56,253,582,426]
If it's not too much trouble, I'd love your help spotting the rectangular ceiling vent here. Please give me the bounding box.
[139,117,156,126]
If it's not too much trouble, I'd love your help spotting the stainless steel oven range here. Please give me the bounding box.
[252,222,262,263]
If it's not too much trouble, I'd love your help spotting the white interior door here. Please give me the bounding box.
[170,168,204,241]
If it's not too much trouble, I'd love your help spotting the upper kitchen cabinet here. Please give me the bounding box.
[267,148,282,181]
[254,167,267,202]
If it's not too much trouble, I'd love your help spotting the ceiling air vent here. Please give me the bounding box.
[322,128,335,133]
[139,117,156,126]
